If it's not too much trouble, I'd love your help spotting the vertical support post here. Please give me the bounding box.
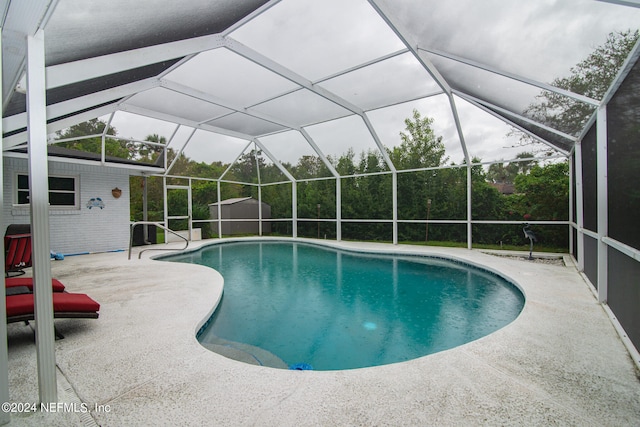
[425,198,432,242]
[27,30,57,404]
[100,134,106,164]
[316,203,321,239]
[216,181,222,238]
[596,105,608,303]
[336,177,342,242]
[0,29,11,427]
[574,142,585,271]
[162,176,168,240]
[467,164,473,250]
[142,176,149,242]
[292,181,298,238]
[258,185,263,237]
[254,149,262,236]
[568,154,574,256]
[392,171,398,245]
[187,178,193,241]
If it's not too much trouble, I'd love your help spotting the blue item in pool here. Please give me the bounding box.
[289,363,313,371]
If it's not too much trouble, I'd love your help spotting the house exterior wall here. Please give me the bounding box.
[2,157,131,255]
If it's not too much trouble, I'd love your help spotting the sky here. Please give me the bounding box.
[107,0,640,172]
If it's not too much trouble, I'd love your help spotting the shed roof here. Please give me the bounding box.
[209,197,255,206]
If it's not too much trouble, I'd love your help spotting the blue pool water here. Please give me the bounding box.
[166,241,524,371]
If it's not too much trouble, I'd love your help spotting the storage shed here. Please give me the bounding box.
[209,197,271,236]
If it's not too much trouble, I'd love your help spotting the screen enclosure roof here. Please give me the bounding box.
[2,0,640,174]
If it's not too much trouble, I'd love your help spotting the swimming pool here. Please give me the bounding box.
[166,241,524,370]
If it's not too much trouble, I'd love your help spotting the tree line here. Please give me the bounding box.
[55,111,569,249]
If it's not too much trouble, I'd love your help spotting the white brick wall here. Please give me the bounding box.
[2,157,132,255]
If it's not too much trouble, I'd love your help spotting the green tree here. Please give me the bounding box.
[486,153,537,184]
[526,30,639,135]
[55,119,131,159]
[137,133,166,164]
[388,109,448,169]
[513,162,569,221]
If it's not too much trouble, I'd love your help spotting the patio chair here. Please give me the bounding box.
[6,277,66,293]
[5,233,32,277]
[6,291,100,339]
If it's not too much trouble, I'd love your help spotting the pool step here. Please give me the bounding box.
[200,337,288,369]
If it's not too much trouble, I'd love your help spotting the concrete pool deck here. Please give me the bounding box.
[5,238,640,426]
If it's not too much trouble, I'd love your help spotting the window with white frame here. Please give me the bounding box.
[16,173,79,208]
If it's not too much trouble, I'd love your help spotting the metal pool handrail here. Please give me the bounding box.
[128,221,189,260]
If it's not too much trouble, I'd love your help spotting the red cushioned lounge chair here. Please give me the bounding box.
[6,292,100,339]
[6,277,66,293]
[4,233,32,277]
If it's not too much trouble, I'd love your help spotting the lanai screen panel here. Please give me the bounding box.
[608,56,640,250]
[206,113,286,136]
[251,89,352,128]
[304,115,388,172]
[366,95,464,167]
[479,104,576,153]
[374,0,640,148]
[43,0,269,65]
[258,131,335,179]
[426,53,597,139]
[162,48,300,108]
[179,130,249,170]
[454,97,558,162]
[378,0,640,95]
[229,0,405,81]
[126,88,235,123]
[318,52,442,111]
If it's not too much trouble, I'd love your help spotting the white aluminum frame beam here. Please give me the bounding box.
[595,0,640,7]
[254,147,263,236]
[219,139,254,181]
[1,0,59,108]
[224,37,397,171]
[225,36,398,242]
[27,29,57,405]
[454,91,577,157]
[568,153,574,255]
[252,138,295,182]
[367,0,473,247]
[596,105,608,303]
[455,91,574,155]
[165,127,197,175]
[298,128,343,240]
[221,0,284,36]
[601,35,640,105]
[2,78,159,147]
[45,34,225,89]
[313,48,410,84]
[0,26,10,427]
[160,70,359,241]
[574,142,585,271]
[120,104,254,141]
[420,47,600,107]
[160,78,297,132]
